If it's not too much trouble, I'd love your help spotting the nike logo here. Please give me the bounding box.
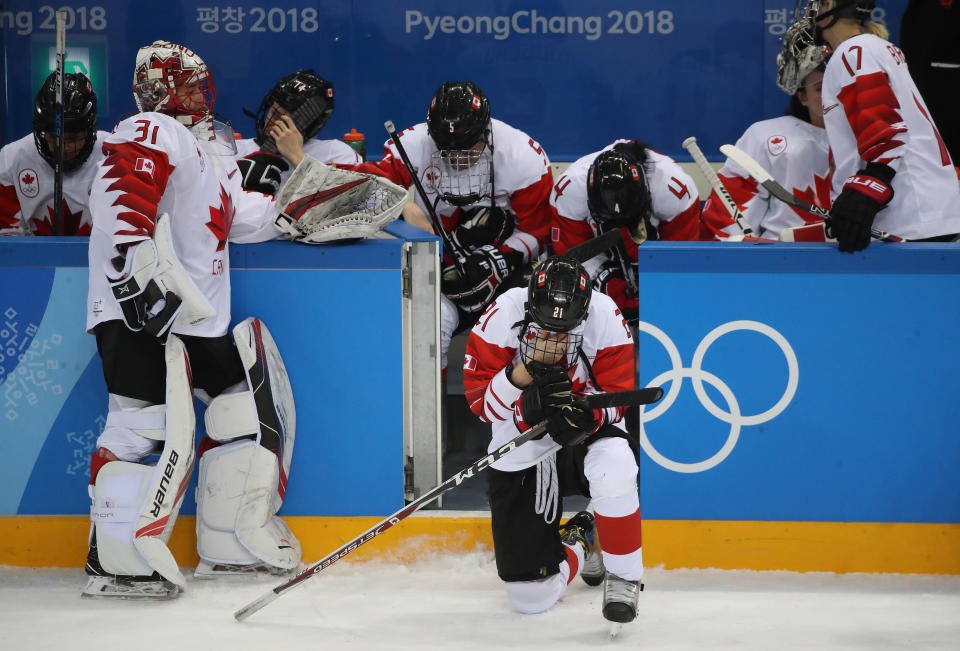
[823,103,839,114]
[228,169,238,179]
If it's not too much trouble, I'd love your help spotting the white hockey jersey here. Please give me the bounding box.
[0,131,110,235]
[358,119,554,264]
[702,116,831,239]
[551,141,701,277]
[234,136,361,191]
[822,33,960,239]
[462,288,635,471]
[86,112,277,337]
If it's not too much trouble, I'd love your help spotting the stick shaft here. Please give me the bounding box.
[53,11,67,236]
[682,137,754,237]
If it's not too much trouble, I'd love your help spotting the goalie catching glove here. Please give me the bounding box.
[829,162,895,253]
[274,155,407,243]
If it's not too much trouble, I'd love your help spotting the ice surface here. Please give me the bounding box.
[2,552,958,650]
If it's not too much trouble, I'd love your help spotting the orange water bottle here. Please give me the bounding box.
[343,128,366,161]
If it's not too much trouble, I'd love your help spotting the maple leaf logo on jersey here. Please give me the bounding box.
[18,169,40,198]
[792,171,833,222]
[23,173,34,185]
[206,183,235,251]
[767,135,787,157]
[31,200,90,236]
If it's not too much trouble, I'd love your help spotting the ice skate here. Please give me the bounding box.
[82,531,180,600]
[559,511,606,586]
[602,572,642,623]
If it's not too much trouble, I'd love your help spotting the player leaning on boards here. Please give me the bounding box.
[701,33,831,241]
[550,140,700,322]
[462,256,643,627]
[806,0,959,251]
[0,72,107,235]
[83,40,298,599]
[234,69,361,197]
[356,81,554,376]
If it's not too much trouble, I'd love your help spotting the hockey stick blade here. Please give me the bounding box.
[565,229,623,264]
[583,388,663,409]
[233,387,663,622]
[719,144,902,242]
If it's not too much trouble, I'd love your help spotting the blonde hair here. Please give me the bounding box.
[862,21,889,40]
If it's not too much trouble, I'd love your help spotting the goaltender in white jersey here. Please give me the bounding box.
[83,40,299,601]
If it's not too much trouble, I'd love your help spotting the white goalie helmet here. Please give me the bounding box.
[133,40,216,127]
[776,19,829,95]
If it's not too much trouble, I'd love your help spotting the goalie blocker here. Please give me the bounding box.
[195,317,300,577]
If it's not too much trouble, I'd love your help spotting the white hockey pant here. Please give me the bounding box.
[585,436,643,581]
[504,542,584,614]
[89,335,196,588]
[195,317,300,570]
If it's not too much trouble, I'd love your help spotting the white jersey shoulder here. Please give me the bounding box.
[0,130,109,235]
[822,33,960,239]
[88,112,274,337]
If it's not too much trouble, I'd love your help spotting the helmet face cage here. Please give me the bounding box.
[254,70,335,151]
[587,150,651,229]
[526,257,592,333]
[33,72,98,172]
[777,18,828,94]
[518,321,584,370]
[428,145,493,206]
[133,41,215,126]
[427,81,491,151]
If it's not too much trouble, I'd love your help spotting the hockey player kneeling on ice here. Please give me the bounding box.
[462,256,644,624]
[83,40,298,599]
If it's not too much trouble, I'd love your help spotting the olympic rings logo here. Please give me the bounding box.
[636,320,799,474]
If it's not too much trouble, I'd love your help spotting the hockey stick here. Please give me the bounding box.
[233,386,664,622]
[384,120,467,273]
[718,144,903,242]
[53,10,67,236]
[565,228,623,264]
[682,136,755,239]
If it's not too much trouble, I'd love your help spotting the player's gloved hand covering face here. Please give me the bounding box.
[546,397,597,447]
[517,365,573,429]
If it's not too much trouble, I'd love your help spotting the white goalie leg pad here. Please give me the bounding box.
[196,440,301,569]
[129,335,196,590]
[90,460,156,577]
[196,317,299,570]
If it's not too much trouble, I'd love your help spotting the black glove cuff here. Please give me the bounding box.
[860,162,896,186]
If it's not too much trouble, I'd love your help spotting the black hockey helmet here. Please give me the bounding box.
[33,72,98,172]
[812,0,875,30]
[526,256,592,333]
[587,146,651,229]
[427,81,490,150]
[254,69,334,147]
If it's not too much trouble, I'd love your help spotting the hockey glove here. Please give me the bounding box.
[515,365,573,433]
[450,206,515,249]
[236,152,290,196]
[829,162,895,253]
[547,397,599,447]
[442,245,522,313]
[594,262,638,322]
[107,243,182,343]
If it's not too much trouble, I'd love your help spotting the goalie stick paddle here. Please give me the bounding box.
[233,387,664,622]
[718,144,903,243]
[53,11,67,236]
[384,120,468,273]
[682,136,756,239]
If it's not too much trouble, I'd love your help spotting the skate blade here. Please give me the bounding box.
[194,561,292,579]
[81,576,180,600]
